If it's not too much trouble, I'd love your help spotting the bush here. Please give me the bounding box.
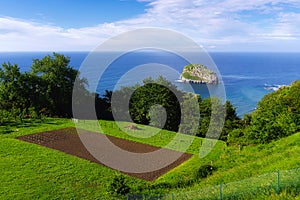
[227,128,246,145]
[195,164,216,179]
[0,109,13,124]
[245,81,300,144]
[28,107,39,119]
[108,175,131,196]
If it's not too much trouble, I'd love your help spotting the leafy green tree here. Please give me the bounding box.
[30,53,82,117]
[110,76,239,139]
[0,109,13,124]
[95,90,113,120]
[129,76,183,131]
[0,62,23,110]
[0,53,88,120]
[221,100,241,141]
[245,81,300,143]
[227,128,246,145]
[149,104,167,128]
[179,93,201,135]
[111,76,183,131]
[19,72,48,115]
[197,98,239,141]
[0,62,42,121]
[111,85,137,122]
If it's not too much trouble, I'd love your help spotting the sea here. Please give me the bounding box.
[0,51,299,117]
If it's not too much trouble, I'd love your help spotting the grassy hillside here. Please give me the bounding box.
[0,118,299,199]
[0,119,147,199]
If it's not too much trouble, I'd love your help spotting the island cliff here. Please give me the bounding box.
[180,64,218,84]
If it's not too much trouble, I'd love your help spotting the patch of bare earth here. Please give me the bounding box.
[17,128,192,181]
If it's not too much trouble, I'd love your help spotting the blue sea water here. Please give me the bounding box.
[0,52,299,116]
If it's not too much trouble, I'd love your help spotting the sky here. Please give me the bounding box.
[1,0,300,52]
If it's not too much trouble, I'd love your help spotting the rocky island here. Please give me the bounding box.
[180,64,218,84]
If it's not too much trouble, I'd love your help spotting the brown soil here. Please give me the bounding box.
[124,124,140,130]
[17,128,192,181]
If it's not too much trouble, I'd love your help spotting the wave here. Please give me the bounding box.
[263,84,287,91]
[222,75,264,80]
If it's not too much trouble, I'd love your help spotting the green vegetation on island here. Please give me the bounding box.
[180,64,218,84]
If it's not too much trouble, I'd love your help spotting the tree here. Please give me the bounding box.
[110,76,183,131]
[95,90,113,120]
[111,85,137,122]
[108,76,240,140]
[245,81,300,144]
[30,53,82,117]
[129,76,183,131]
[221,100,241,141]
[197,98,240,141]
[19,72,48,114]
[0,62,23,110]
[149,104,167,129]
[0,53,88,120]
[179,93,201,135]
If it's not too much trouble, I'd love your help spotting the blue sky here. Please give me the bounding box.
[1,0,300,51]
[0,0,148,28]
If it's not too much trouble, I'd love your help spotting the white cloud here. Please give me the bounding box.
[0,17,132,51]
[272,12,300,37]
[0,0,300,51]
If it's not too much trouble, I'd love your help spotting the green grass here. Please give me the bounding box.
[0,119,148,199]
[0,118,74,138]
[181,72,203,81]
[1,118,299,199]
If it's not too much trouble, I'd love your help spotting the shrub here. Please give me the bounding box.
[195,164,216,179]
[227,128,246,145]
[0,109,12,124]
[108,175,131,196]
[244,81,300,144]
[28,107,39,119]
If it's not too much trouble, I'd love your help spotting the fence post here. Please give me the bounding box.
[276,170,280,194]
[220,183,223,200]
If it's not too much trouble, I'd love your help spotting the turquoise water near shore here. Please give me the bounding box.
[0,52,299,116]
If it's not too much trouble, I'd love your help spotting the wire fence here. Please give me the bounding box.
[127,168,300,200]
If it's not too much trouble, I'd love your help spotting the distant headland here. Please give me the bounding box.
[180,64,218,84]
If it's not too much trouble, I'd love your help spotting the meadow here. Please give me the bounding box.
[0,118,299,199]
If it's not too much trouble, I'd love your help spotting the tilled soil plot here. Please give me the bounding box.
[17,128,192,181]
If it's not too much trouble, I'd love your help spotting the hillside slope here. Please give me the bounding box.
[0,119,299,199]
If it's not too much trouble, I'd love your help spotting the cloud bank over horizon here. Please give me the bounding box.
[1,0,300,52]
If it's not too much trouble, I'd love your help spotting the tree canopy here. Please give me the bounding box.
[111,76,183,132]
[0,53,241,143]
[105,76,239,140]
[0,53,87,119]
[244,81,300,143]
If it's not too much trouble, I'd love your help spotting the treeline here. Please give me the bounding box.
[95,76,240,141]
[1,53,299,144]
[0,53,87,122]
[228,81,300,144]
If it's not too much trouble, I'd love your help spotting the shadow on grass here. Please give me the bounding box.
[45,121,59,125]
[0,128,13,134]
[0,118,65,134]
